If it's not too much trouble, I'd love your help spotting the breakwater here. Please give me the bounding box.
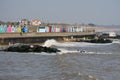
[0,32,95,45]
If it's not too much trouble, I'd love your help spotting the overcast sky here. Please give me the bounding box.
[0,0,120,25]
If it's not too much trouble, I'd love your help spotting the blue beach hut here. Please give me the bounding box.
[22,26,28,33]
[14,26,18,32]
[4,25,7,33]
[38,27,46,32]
[0,25,2,33]
[0,25,4,33]
[51,25,54,32]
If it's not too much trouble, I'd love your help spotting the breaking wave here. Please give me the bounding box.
[42,39,59,47]
[42,39,115,55]
[43,39,112,48]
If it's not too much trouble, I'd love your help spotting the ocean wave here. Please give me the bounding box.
[43,39,112,48]
[58,48,112,55]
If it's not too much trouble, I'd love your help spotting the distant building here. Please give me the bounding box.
[32,20,41,26]
[20,19,29,26]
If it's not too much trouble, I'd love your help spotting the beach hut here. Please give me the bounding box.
[74,27,77,32]
[76,27,79,32]
[0,25,2,33]
[56,27,60,32]
[45,26,49,32]
[61,26,68,32]
[66,26,68,32]
[7,25,12,33]
[68,26,71,32]
[79,27,84,32]
[17,26,22,32]
[82,27,86,32]
[70,27,73,32]
[54,26,56,32]
[72,26,77,32]
[62,27,66,32]
[22,26,28,33]
[60,26,62,32]
[49,26,52,32]
[14,26,18,32]
[51,25,54,32]
[11,25,15,32]
[70,26,74,32]
[1,25,4,33]
[3,25,7,33]
[38,27,46,32]
[0,25,3,33]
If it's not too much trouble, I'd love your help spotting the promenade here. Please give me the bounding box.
[0,32,95,38]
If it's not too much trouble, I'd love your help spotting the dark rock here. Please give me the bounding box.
[1,43,60,53]
[88,38,112,43]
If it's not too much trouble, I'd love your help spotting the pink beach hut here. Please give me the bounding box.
[7,25,12,33]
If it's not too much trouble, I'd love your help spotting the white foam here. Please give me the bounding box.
[58,49,79,55]
[58,42,112,47]
[42,39,59,47]
[43,39,112,48]
[58,48,89,55]
[32,52,57,55]
[112,39,120,44]
[58,48,112,55]
[42,39,113,55]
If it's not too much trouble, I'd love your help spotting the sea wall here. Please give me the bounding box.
[0,32,95,45]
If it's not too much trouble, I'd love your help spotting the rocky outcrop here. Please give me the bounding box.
[0,43,60,53]
[88,38,112,43]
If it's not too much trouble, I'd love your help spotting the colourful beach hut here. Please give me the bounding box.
[45,26,49,32]
[38,27,46,32]
[7,25,12,33]
[17,26,22,32]
[60,26,62,32]
[62,27,66,32]
[14,26,18,32]
[54,26,56,32]
[68,27,72,32]
[11,25,15,32]
[0,25,2,33]
[66,26,68,32]
[56,27,60,32]
[49,26,52,32]
[51,25,54,32]
[3,25,7,33]
[79,27,84,32]
[1,25,5,33]
[22,26,28,33]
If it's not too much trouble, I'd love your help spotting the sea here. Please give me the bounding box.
[0,31,120,80]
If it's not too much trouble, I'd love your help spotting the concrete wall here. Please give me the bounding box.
[0,32,95,45]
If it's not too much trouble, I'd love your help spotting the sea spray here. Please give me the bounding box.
[42,39,59,47]
[42,39,114,55]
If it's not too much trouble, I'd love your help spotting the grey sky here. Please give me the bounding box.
[0,0,120,25]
